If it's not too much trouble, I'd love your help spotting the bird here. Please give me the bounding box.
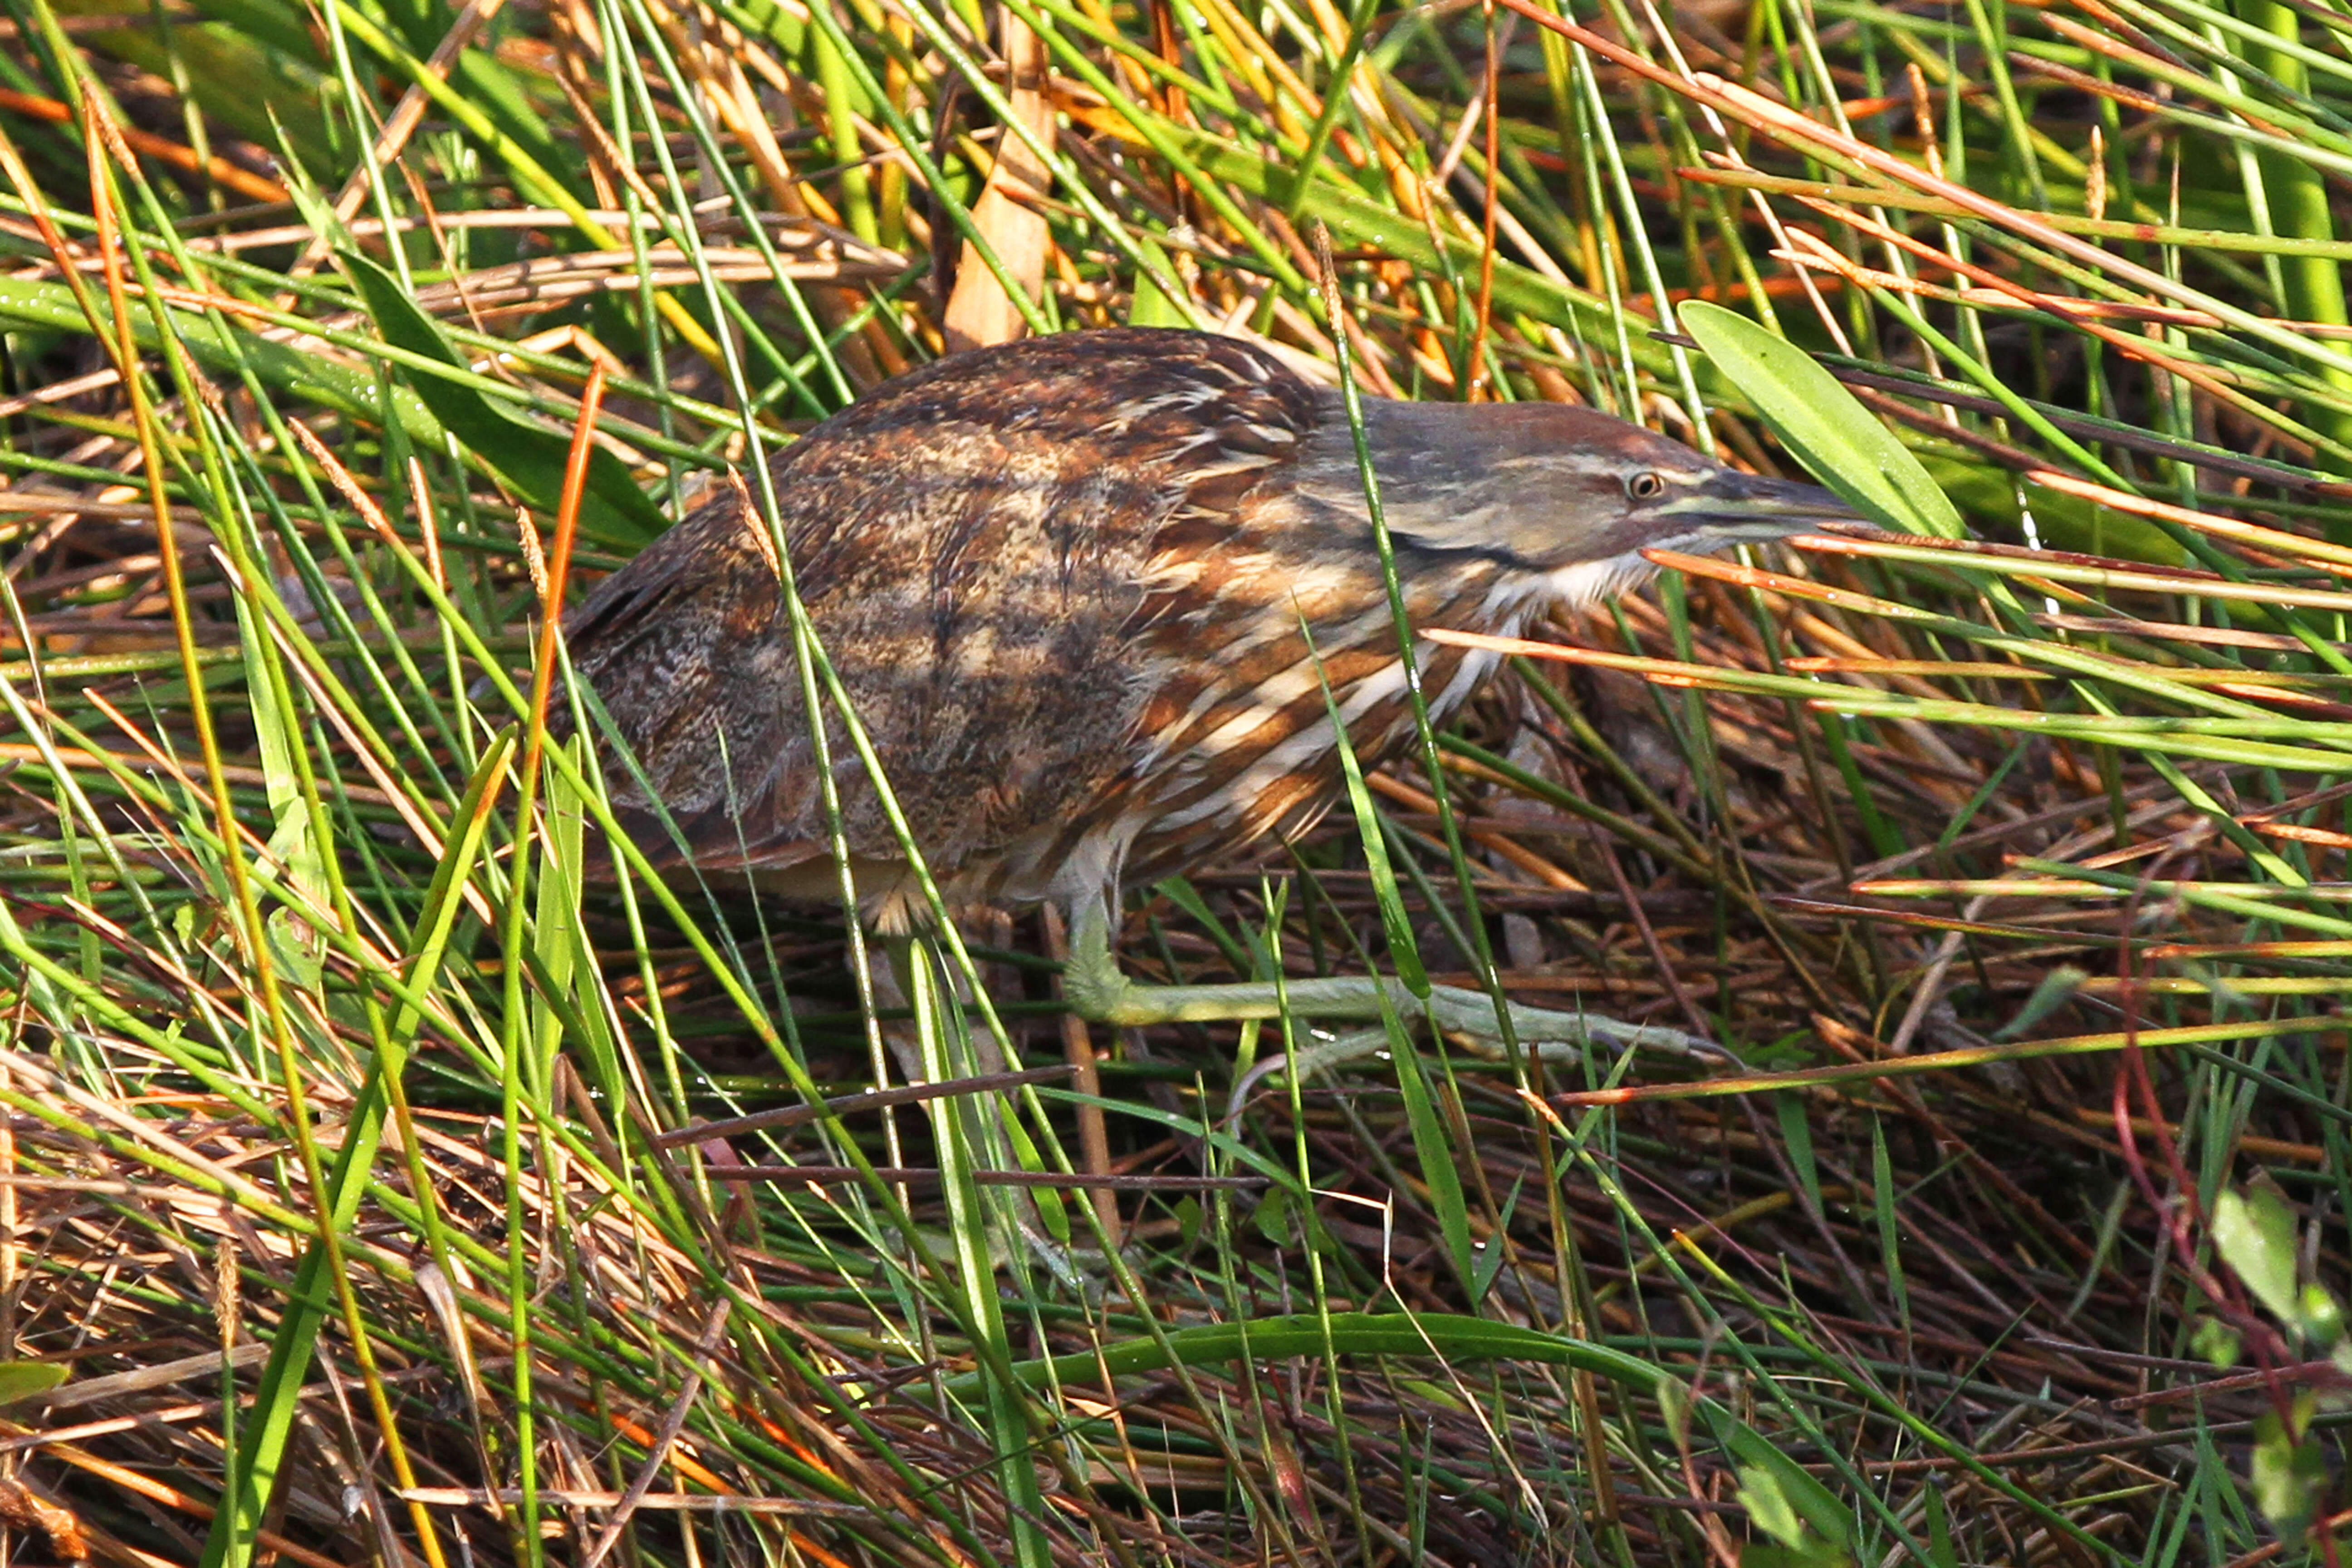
[555,328,1856,1039]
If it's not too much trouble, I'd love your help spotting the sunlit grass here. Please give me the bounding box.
[0,0,2346,1561]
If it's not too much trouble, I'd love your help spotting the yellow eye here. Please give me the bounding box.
[1627,471,1666,501]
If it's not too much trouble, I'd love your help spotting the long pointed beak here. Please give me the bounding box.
[1658,469,1864,540]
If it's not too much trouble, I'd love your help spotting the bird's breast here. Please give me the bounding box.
[1112,549,1525,883]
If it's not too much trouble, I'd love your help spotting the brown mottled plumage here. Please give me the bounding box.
[559,328,1853,931]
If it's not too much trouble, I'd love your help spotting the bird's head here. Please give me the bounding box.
[1290,396,1861,607]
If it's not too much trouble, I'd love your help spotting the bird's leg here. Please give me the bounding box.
[1058,894,1722,1062]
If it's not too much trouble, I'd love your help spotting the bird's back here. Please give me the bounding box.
[560,329,1325,925]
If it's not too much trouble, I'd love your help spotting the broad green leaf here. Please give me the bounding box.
[0,1361,67,1406]
[338,250,668,550]
[2253,1405,2326,1543]
[1677,301,1967,539]
[0,274,441,445]
[2214,1180,2303,1329]
[1738,1463,1810,1550]
[1929,457,2181,564]
[1128,236,1194,328]
[1707,1415,1856,1551]
[2193,1314,2244,1369]
[1253,1186,1296,1248]
[2300,1283,2345,1345]
[54,0,336,169]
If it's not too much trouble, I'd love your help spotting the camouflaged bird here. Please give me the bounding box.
[557,328,1853,931]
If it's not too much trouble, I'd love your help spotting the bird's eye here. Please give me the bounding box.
[1627,471,1666,501]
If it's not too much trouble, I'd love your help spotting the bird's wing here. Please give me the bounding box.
[557,471,823,877]
[558,329,1323,900]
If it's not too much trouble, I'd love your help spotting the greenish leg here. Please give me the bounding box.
[1057,895,1722,1060]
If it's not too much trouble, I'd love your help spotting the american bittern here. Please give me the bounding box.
[559,328,1855,1044]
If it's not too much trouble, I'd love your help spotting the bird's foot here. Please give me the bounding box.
[1090,973,1718,1057]
[1057,900,1142,1023]
[1059,899,1720,1059]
